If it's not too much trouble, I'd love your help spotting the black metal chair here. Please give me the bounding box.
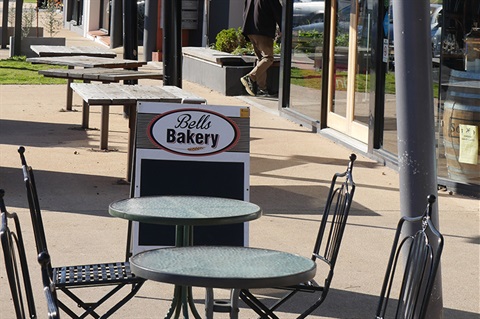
[375,194,444,319]
[18,146,145,319]
[239,154,357,319]
[1,189,37,319]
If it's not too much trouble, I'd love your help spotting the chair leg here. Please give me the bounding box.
[239,290,280,319]
[57,298,85,319]
[101,281,145,319]
[59,288,102,318]
[57,281,144,319]
[296,294,327,319]
[268,289,297,313]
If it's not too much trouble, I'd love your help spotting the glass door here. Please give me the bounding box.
[327,0,371,143]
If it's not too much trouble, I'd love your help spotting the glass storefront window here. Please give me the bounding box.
[283,0,478,193]
[438,0,480,186]
[383,0,480,190]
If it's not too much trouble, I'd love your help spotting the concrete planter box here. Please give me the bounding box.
[9,36,66,57]
[182,47,279,96]
[0,26,44,37]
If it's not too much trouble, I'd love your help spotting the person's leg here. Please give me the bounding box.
[241,35,261,96]
[247,35,274,91]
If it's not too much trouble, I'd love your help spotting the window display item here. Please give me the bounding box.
[464,23,480,72]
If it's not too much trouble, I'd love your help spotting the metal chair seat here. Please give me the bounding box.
[53,262,141,288]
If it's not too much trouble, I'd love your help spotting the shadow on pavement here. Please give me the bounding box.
[239,287,480,319]
[251,185,379,217]
[0,119,89,148]
[0,166,129,217]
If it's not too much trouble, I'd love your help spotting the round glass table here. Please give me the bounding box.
[130,246,317,319]
[130,246,316,289]
[108,195,262,227]
[108,195,263,318]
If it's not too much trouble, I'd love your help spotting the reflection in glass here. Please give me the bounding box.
[289,6,324,122]
[382,0,397,155]
[437,0,480,185]
[330,2,351,118]
[353,0,373,127]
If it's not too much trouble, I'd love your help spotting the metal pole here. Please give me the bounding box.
[123,0,138,61]
[163,0,182,87]
[201,0,209,47]
[392,0,443,317]
[13,0,24,56]
[2,0,9,48]
[143,0,158,61]
[123,0,138,87]
[279,0,292,109]
[110,0,123,48]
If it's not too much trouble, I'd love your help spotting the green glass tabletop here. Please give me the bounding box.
[108,196,262,226]
[130,246,316,289]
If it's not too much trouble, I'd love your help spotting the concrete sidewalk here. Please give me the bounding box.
[0,27,479,318]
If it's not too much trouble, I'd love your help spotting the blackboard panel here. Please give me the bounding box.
[138,223,245,246]
[138,159,246,246]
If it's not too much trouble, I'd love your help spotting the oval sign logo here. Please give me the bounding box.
[148,108,240,156]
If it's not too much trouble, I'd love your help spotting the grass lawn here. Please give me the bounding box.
[291,67,396,93]
[290,67,439,98]
[0,56,67,85]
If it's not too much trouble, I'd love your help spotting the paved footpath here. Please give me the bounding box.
[0,25,479,319]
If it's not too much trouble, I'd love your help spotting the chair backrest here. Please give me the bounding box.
[376,195,444,319]
[0,189,37,319]
[312,154,356,290]
[18,146,49,257]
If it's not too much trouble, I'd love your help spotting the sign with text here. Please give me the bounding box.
[148,108,240,156]
[132,102,250,254]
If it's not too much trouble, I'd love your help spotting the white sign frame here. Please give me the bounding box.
[132,102,250,254]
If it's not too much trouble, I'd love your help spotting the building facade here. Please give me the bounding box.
[63,0,480,196]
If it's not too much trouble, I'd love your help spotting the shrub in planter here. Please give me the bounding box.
[213,27,280,55]
[213,27,248,53]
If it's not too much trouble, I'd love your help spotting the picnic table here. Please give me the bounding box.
[30,45,117,58]
[27,55,149,110]
[27,55,146,69]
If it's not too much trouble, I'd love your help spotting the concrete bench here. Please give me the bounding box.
[182,47,279,96]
